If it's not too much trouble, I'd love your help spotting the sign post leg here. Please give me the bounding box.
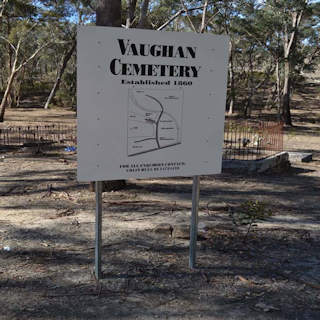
[189,175,200,269]
[95,181,103,279]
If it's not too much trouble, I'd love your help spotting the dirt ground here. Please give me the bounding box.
[0,88,320,320]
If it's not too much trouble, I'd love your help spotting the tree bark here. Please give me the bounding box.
[243,49,254,118]
[199,0,208,33]
[282,59,292,125]
[44,39,76,109]
[276,58,281,119]
[0,71,16,122]
[228,40,235,114]
[126,0,137,28]
[0,50,18,122]
[6,15,13,109]
[280,9,304,126]
[96,0,122,27]
[137,0,150,28]
[94,0,126,192]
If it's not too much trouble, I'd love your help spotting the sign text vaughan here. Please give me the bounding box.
[110,39,202,78]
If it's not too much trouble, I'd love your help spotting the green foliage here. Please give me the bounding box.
[21,80,52,94]
[54,91,72,107]
[53,68,76,108]
[3,0,37,19]
[229,200,272,240]
[238,200,272,224]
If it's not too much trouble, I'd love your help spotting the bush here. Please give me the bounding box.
[229,200,272,241]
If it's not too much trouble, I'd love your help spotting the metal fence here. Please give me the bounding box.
[0,124,76,148]
[0,121,283,160]
[223,121,283,160]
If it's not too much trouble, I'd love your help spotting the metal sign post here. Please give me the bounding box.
[189,175,200,269]
[95,181,103,279]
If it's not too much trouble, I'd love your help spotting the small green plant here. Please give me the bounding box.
[229,200,272,241]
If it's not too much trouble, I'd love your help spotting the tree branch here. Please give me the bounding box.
[200,0,209,33]
[180,0,197,32]
[16,42,50,73]
[242,27,279,59]
[0,35,17,53]
[126,0,137,28]
[157,5,205,31]
[204,9,219,27]
[21,22,38,39]
[0,0,8,20]
[157,9,184,31]
[255,64,275,90]
[286,10,304,57]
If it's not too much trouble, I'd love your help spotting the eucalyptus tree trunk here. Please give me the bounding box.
[137,0,150,28]
[126,0,137,28]
[96,0,122,26]
[44,39,76,109]
[243,49,254,118]
[228,40,235,115]
[91,0,126,192]
[6,16,13,109]
[0,68,16,122]
[282,59,292,125]
[276,58,281,119]
[0,38,19,121]
[281,9,304,126]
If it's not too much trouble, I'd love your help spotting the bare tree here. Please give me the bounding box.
[0,27,49,122]
[157,5,206,31]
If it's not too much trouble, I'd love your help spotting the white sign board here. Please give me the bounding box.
[77,26,228,181]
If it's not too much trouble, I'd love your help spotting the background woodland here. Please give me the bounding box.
[0,0,320,125]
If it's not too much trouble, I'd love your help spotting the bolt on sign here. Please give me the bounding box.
[77,26,229,181]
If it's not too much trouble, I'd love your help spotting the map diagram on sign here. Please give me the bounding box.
[127,89,183,157]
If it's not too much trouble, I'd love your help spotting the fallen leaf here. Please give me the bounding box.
[237,275,249,283]
[236,275,253,285]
